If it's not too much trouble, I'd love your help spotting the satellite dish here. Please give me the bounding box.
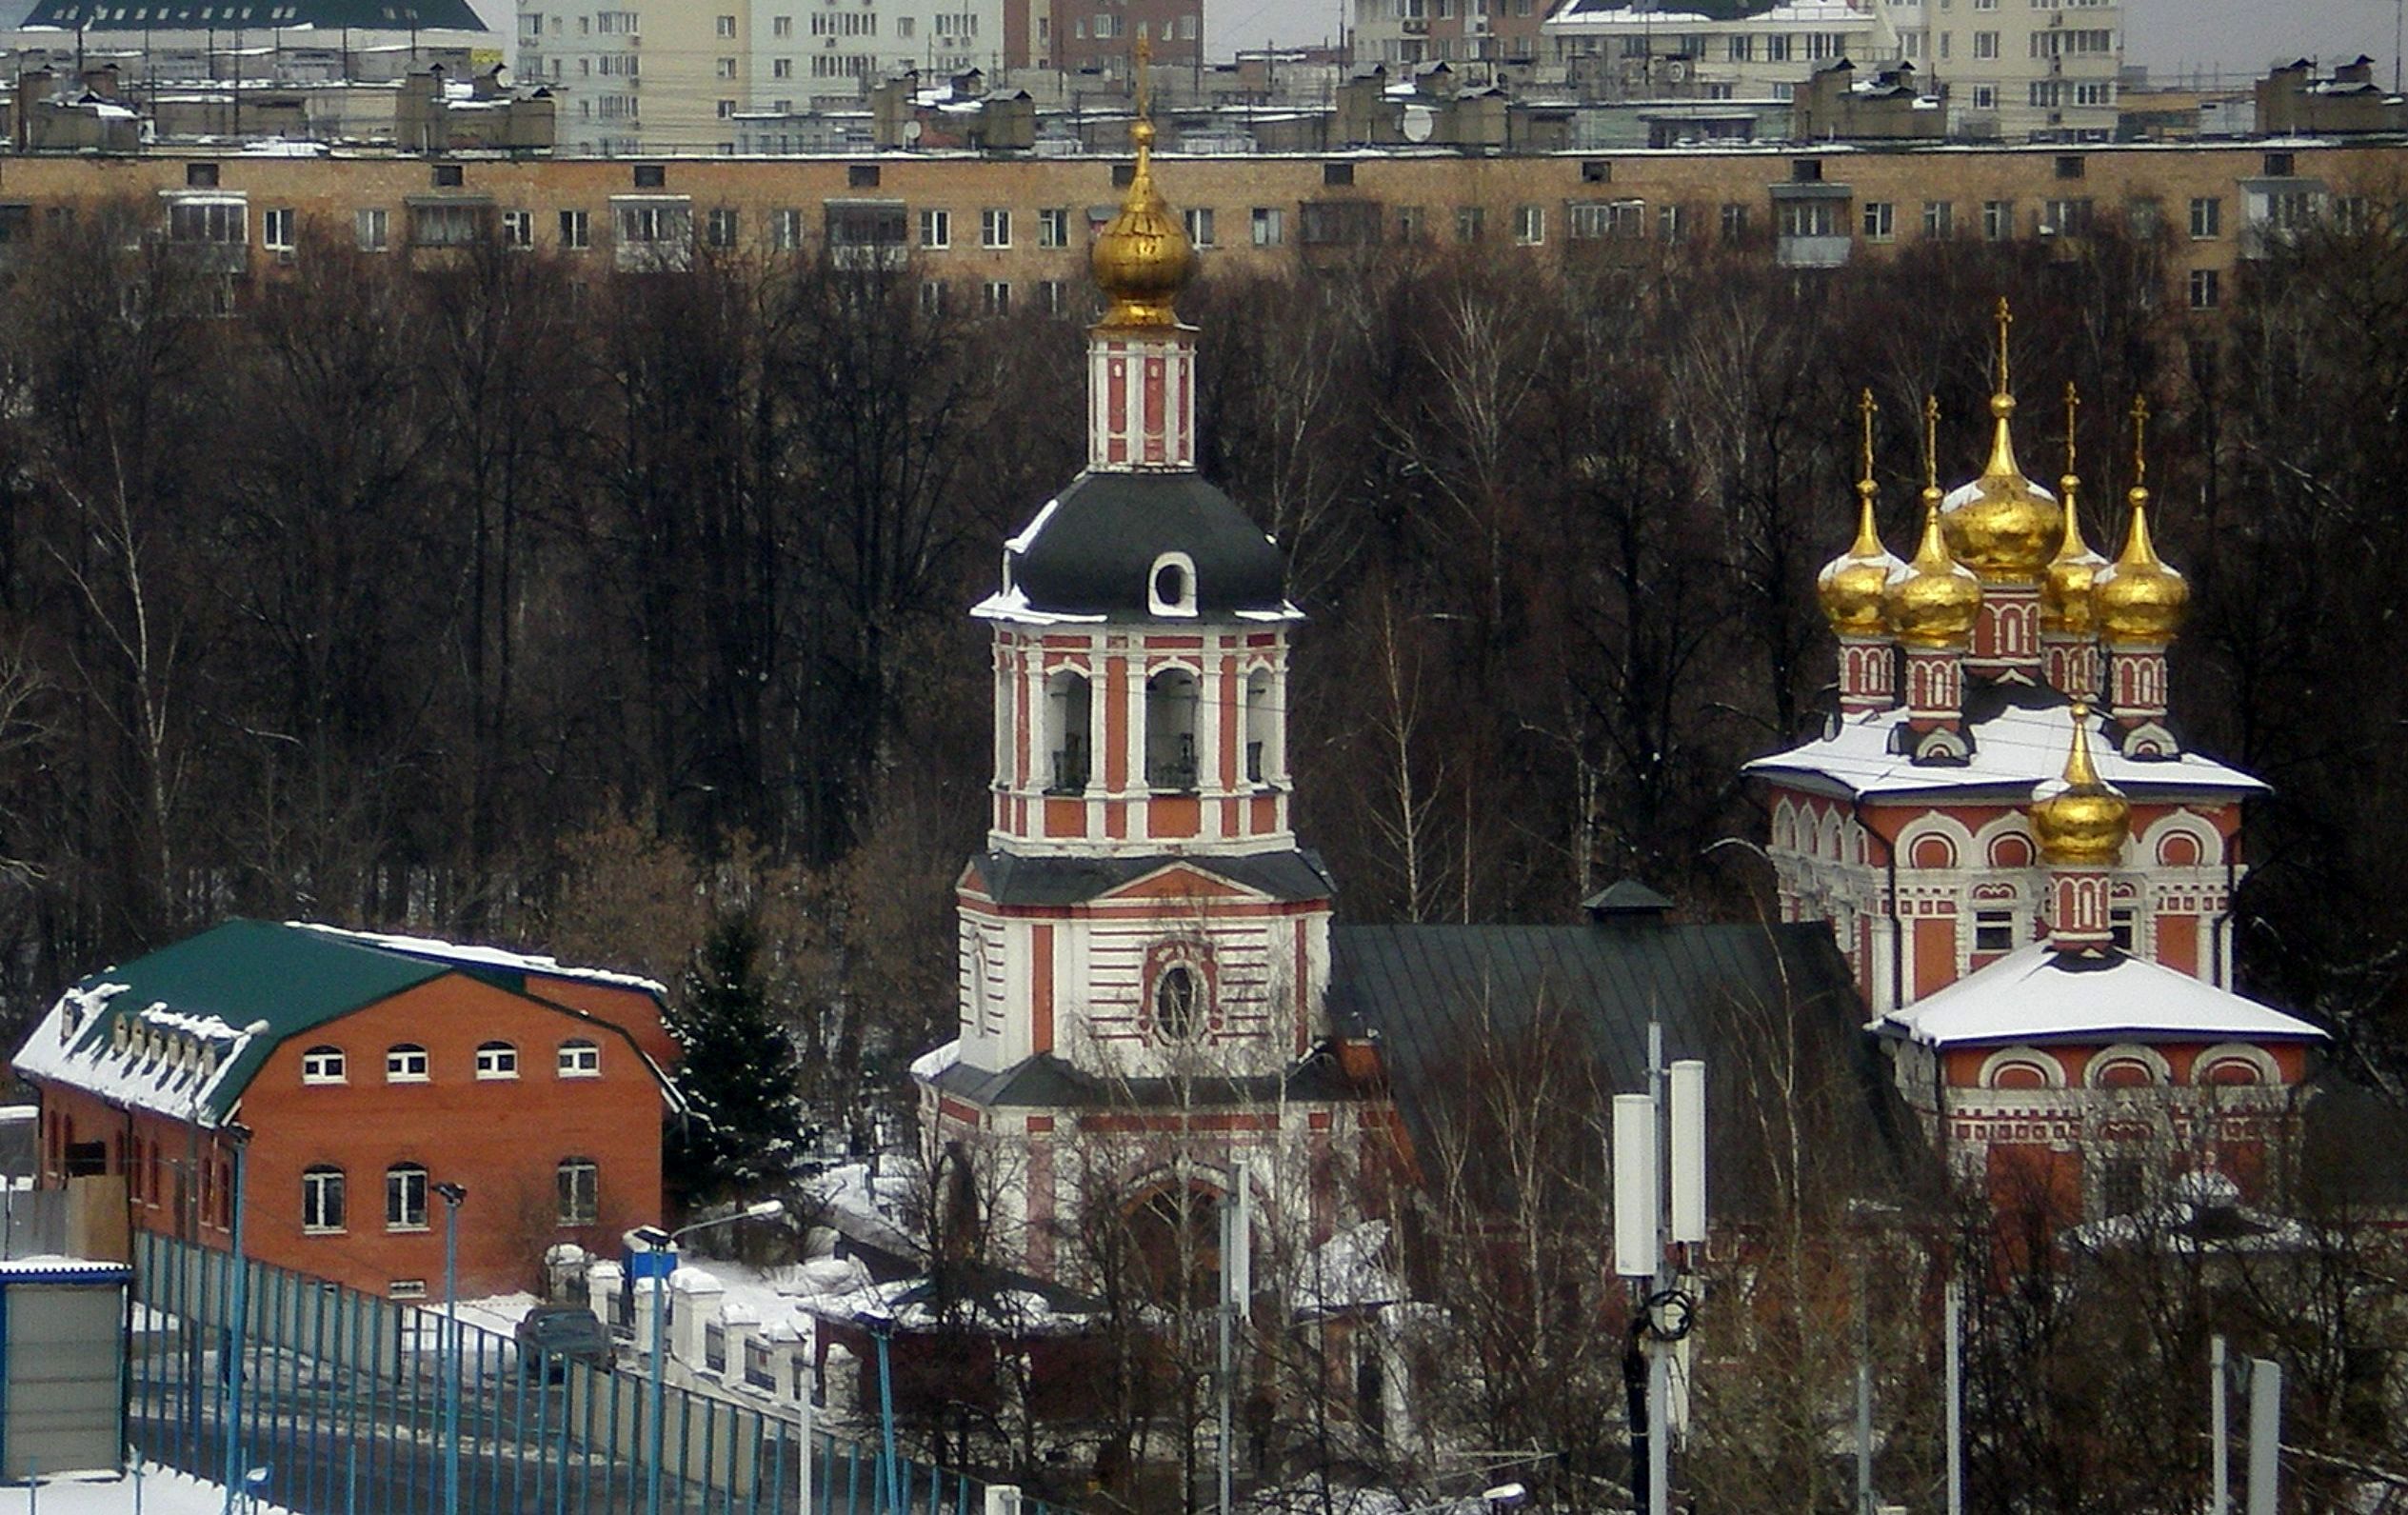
[1402,103,1434,142]
[902,118,924,143]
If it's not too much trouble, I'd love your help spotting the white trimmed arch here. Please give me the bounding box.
[1980,1047,2066,1090]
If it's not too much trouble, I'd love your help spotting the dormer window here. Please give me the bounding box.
[1147,550,1198,617]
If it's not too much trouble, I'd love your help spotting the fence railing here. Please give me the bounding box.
[128,1232,1058,1515]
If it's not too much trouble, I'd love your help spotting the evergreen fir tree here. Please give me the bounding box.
[666,910,807,1205]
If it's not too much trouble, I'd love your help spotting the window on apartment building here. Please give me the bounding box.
[1727,33,1752,60]
[2043,198,2093,235]
[2186,196,2222,239]
[1658,204,1686,242]
[301,1046,346,1084]
[1861,201,1895,241]
[706,208,739,249]
[2126,198,2161,238]
[2188,268,2219,310]
[2262,151,2294,176]
[1720,202,1749,242]
[1972,30,1998,57]
[1512,204,1543,245]
[432,163,466,189]
[1938,31,1950,59]
[1254,207,1287,245]
[386,1044,428,1082]
[1763,33,1789,60]
[354,208,389,252]
[303,1166,347,1233]
[2029,81,2060,108]
[1039,280,1067,315]
[2073,80,2112,106]
[1567,201,1643,239]
[1039,207,1070,248]
[501,209,534,248]
[167,199,245,247]
[716,56,736,78]
[1982,199,2014,240]
[773,208,805,250]
[716,100,736,119]
[772,57,793,77]
[921,209,951,249]
[982,208,1011,248]
[557,1158,600,1225]
[387,1165,429,1231]
[558,1039,601,1078]
[921,280,949,317]
[1778,200,1841,238]
[1324,162,1356,188]
[774,13,791,32]
[186,161,220,189]
[475,1042,519,1079]
[560,209,591,249]
[260,207,295,252]
[1184,207,1215,247]
[983,280,1010,314]
[410,203,485,248]
[848,165,881,189]
[1922,200,1955,238]
[716,12,735,34]
[1969,83,1997,109]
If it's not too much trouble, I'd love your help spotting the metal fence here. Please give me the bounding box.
[128,1232,1058,1515]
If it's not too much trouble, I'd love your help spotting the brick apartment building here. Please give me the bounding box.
[13,920,682,1300]
[0,136,2381,319]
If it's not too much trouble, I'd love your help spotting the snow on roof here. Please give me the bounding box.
[968,584,1108,626]
[1741,692,2265,804]
[907,1038,961,1083]
[1549,0,1870,26]
[289,922,667,995]
[10,982,267,1127]
[0,1253,134,1283]
[1877,942,2322,1047]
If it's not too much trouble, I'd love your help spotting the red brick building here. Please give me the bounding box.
[13,920,682,1299]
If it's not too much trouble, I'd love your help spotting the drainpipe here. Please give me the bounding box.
[1854,792,1902,1017]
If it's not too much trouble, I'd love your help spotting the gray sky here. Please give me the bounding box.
[1208,0,2406,88]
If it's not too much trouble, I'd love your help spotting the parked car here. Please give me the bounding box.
[515,1305,610,1381]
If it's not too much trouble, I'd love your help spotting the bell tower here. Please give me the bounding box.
[919,59,1349,1273]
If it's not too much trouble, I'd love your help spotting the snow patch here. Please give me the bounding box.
[288,922,667,994]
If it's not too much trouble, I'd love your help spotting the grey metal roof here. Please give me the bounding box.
[26,0,485,29]
[930,1048,1360,1109]
[1329,918,1920,1216]
[970,848,1335,907]
[1007,470,1288,618]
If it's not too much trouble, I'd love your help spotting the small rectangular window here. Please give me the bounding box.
[1582,160,1611,184]
[386,1045,428,1082]
[1974,911,2014,953]
[2188,196,2222,239]
[186,161,220,189]
[433,163,466,188]
[1922,201,1954,239]
[706,207,739,249]
[921,208,951,249]
[772,208,805,250]
[501,209,533,249]
[354,207,388,252]
[2187,268,2220,310]
[1982,199,2013,241]
[1513,204,1543,245]
[1861,201,1895,242]
[559,209,590,249]
[848,165,881,189]
[2054,154,2085,180]
[1252,207,1285,246]
[262,207,296,252]
[981,207,1011,248]
[1790,158,1822,184]
[633,163,667,189]
[2263,151,2294,176]
[983,280,1010,314]
[558,1040,601,1078]
[1183,207,1214,247]
[1720,203,1749,242]
[1323,162,1355,188]
[1039,207,1070,248]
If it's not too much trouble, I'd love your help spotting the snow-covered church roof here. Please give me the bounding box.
[1875,942,2322,1048]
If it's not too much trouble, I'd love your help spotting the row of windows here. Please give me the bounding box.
[302,1158,600,1234]
[299,1039,601,1086]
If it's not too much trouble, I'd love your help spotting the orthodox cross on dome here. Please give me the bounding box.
[2130,391,2150,487]
[2061,380,2080,493]
[1993,295,2013,399]
[1922,391,1941,493]
[1858,386,1879,495]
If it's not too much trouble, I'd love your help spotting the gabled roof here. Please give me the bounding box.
[11,919,678,1126]
[1741,683,2265,804]
[290,923,667,998]
[1875,942,2323,1048]
[964,848,1335,908]
[1328,918,1918,1215]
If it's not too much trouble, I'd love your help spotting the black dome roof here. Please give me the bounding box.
[1007,470,1289,617]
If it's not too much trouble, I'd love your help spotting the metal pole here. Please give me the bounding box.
[2247,1358,2279,1515]
[1217,1301,1233,1515]
[220,1133,249,1515]
[2210,1335,2228,1515]
[1855,1356,1874,1515]
[442,1190,463,1515]
[874,1324,899,1515]
[647,1266,668,1515]
[1646,1022,1668,1515]
[1944,1281,1962,1515]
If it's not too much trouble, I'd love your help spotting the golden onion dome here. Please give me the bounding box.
[1884,489,1983,649]
[1818,390,1906,637]
[2040,385,2109,637]
[1088,116,1196,329]
[2030,701,2130,867]
[1940,300,2062,586]
[2091,397,2189,646]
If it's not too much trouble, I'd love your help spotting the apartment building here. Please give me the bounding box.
[1541,0,1911,102]
[519,0,1007,153]
[0,139,2378,317]
[1349,0,1548,75]
[1901,0,2121,139]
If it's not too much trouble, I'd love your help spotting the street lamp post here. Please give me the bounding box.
[217,1120,252,1515]
[434,1182,468,1515]
[852,1309,900,1515]
[637,1201,785,1515]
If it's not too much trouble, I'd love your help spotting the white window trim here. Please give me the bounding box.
[301,1047,347,1086]
[1146,550,1199,617]
[476,1044,520,1080]
[558,1041,602,1078]
[386,1046,429,1084]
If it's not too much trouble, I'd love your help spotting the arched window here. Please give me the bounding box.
[1244,668,1277,785]
[556,1157,600,1226]
[1144,941,1214,1041]
[475,1041,519,1080]
[558,1039,601,1078]
[385,1164,428,1231]
[302,1166,347,1234]
[1144,668,1199,789]
[1147,550,1198,616]
[1045,670,1091,793]
[300,1046,346,1085]
[385,1044,428,1083]
[1155,965,1202,1039]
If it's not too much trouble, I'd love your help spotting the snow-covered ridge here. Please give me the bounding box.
[11,981,262,1127]
[289,922,668,995]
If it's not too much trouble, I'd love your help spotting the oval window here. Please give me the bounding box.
[1154,563,1187,608]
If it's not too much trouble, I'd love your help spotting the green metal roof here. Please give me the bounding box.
[26,919,448,1125]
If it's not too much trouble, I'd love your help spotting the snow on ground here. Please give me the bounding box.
[453,1290,542,1337]
[0,1465,293,1515]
